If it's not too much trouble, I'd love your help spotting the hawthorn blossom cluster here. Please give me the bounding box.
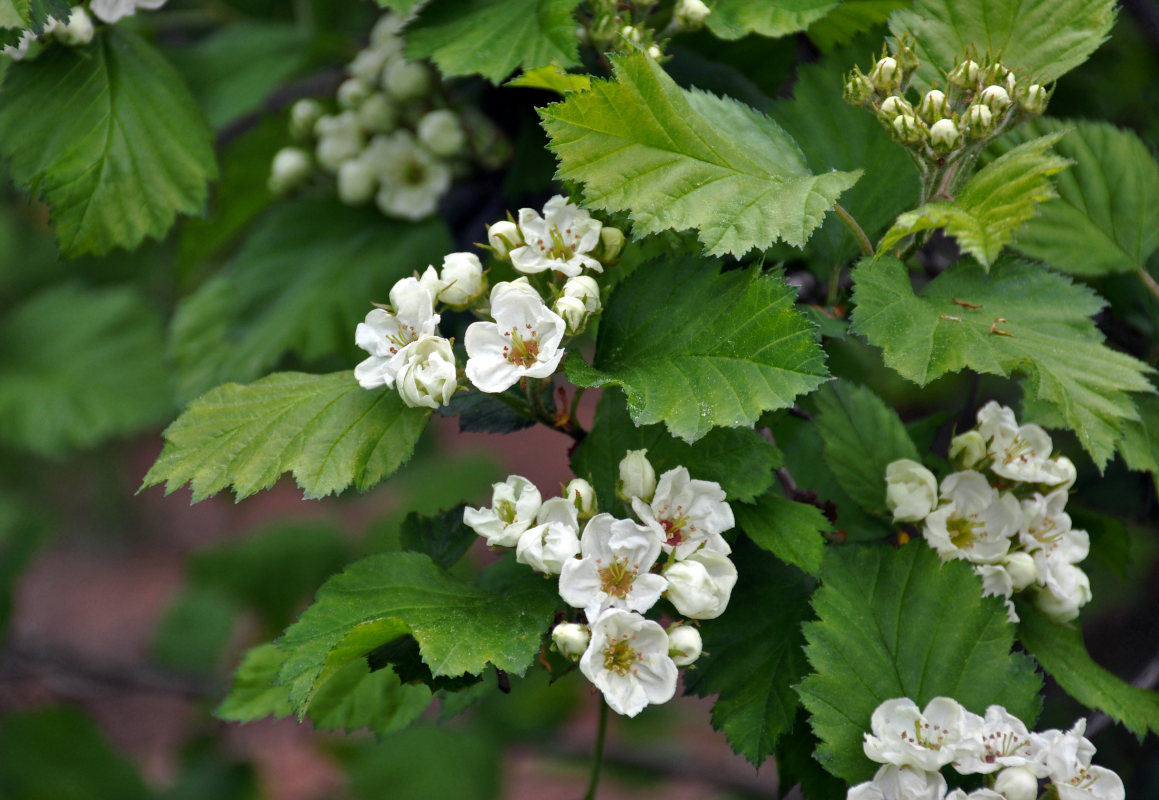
[885,402,1088,623]
[464,449,738,717]
[849,697,1124,800]
[269,12,502,220]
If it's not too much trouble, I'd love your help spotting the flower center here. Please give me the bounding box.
[502,325,541,368]
[602,636,639,676]
[1001,435,1038,465]
[981,729,1027,763]
[386,322,419,354]
[532,225,581,261]
[494,499,516,525]
[947,514,982,549]
[899,720,949,751]
[598,557,637,598]
[657,505,693,547]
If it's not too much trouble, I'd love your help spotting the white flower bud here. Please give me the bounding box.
[314,113,364,173]
[595,226,624,264]
[929,118,960,151]
[675,0,711,28]
[337,77,374,109]
[371,13,404,47]
[395,336,458,409]
[552,622,590,660]
[980,84,1012,112]
[1023,84,1049,115]
[438,251,486,308]
[565,478,597,517]
[646,44,662,59]
[667,624,702,666]
[337,158,378,205]
[993,766,1039,800]
[356,93,399,134]
[879,95,914,119]
[962,103,994,138]
[289,98,324,141]
[1034,565,1091,623]
[885,459,939,522]
[268,147,312,195]
[348,47,391,84]
[383,59,433,101]
[868,56,898,91]
[418,265,446,301]
[844,69,875,105]
[487,220,523,259]
[54,7,94,46]
[949,430,988,468]
[892,114,923,143]
[948,59,980,88]
[664,551,737,619]
[1004,71,1017,94]
[563,276,601,312]
[1002,551,1039,592]
[918,89,948,121]
[1045,455,1077,490]
[620,25,641,43]
[555,296,589,334]
[417,109,466,157]
[618,449,656,503]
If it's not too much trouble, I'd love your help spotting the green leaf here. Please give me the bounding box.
[890,0,1117,86]
[405,0,581,83]
[0,0,68,36]
[398,506,476,570]
[275,552,559,713]
[684,540,814,765]
[570,389,782,516]
[774,708,849,800]
[307,658,432,737]
[436,389,536,434]
[0,284,171,457]
[506,64,591,94]
[877,133,1071,268]
[0,29,216,257]
[169,198,451,402]
[806,1,909,52]
[216,643,295,723]
[850,257,1155,468]
[705,0,840,41]
[812,381,919,515]
[1018,603,1159,737]
[991,119,1159,277]
[796,543,1043,783]
[540,51,861,256]
[565,256,829,442]
[375,0,424,10]
[142,372,430,502]
[1118,393,1159,477]
[735,491,829,576]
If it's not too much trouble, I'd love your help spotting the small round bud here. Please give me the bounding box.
[371,13,404,47]
[1022,83,1050,115]
[617,449,656,503]
[980,84,1012,112]
[565,478,597,518]
[620,25,642,43]
[1047,455,1077,490]
[878,95,914,120]
[949,430,988,468]
[929,118,959,151]
[356,92,399,134]
[667,624,702,667]
[54,7,93,46]
[316,132,364,173]
[395,336,458,409]
[347,47,391,84]
[595,226,624,264]
[555,295,589,334]
[675,0,711,29]
[383,60,433,101]
[843,69,875,105]
[417,109,466,157]
[289,99,325,141]
[268,147,312,195]
[646,44,663,60]
[1004,70,1017,94]
[962,103,994,138]
[947,59,980,88]
[552,622,590,660]
[563,276,601,312]
[1002,552,1039,592]
[891,114,924,143]
[438,251,486,308]
[885,459,938,522]
[993,766,1039,800]
[337,77,373,110]
[868,56,899,91]
[917,89,948,122]
[337,158,378,205]
[487,220,523,260]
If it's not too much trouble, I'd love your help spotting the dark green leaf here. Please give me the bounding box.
[399,506,476,570]
[735,491,829,576]
[216,643,295,723]
[436,387,535,434]
[307,657,432,737]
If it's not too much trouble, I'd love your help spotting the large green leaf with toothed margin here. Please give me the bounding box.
[540,52,861,256]
[704,0,840,40]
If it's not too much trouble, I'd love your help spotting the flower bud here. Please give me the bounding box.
[620,25,642,43]
[646,44,663,60]
[891,114,924,143]
[487,220,523,260]
[383,60,433,101]
[947,59,980,88]
[371,13,404,47]
[929,118,960,151]
[868,56,899,91]
[1022,83,1050,115]
[1002,552,1039,592]
[961,103,994,138]
[289,98,324,141]
[439,252,486,308]
[356,93,399,134]
[617,449,656,503]
[980,84,1012,112]
[1044,455,1076,490]
[843,69,875,105]
[917,89,948,122]
[337,77,374,109]
[884,459,938,522]
[54,7,93,46]
[565,478,598,518]
[993,766,1039,800]
[337,158,378,205]
[1004,71,1017,94]
[665,551,737,619]
[878,95,914,120]
[949,430,987,468]
[555,295,589,334]
[395,336,458,409]
[595,227,624,264]
[675,0,711,29]
[348,47,391,84]
[417,109,466,157]
[268,147,312,195]
[419,265,446,301]
[667,624,702,666]
[552,622,590,660]
[563,276,601,312]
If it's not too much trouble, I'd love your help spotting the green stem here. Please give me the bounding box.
[833,203,874,258]
[1138,267,1159,305]
[582,696,610,800]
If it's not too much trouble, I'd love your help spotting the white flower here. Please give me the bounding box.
[977,401,1018,444]
[922,472,1020,564]
[464,278,566,393]
[863,697,982,772]
[371,13,405,48]
[417,109,466,157]
[337,77,374,109]
[463,475,542,547]
[885,459,939,522]
[438,252,486,308]
[1020,490,1089,574]
[558,513,667,621]
[953,705,1035,774]
[993,766,1040,800]
[552,622,589,659]
[675,0,711,27]
[633,467,734,560]
[563,276,601,311]
[353,277,440,389]
[949,431,987,469]
[555,295,589,334]
[90,0,166,24]
[1054,765,1125,800]
[516,497,581,575]
[383,59,433,101]
[1002,551,1039,592]
[314,112,365,173]
[565,478,597,517]
[289,99,324,140]
[1034,562,1091,622]
[488,220,523,259]
[509,195,604,277]
[337,157,378,205]
[357,93,399,134]
[974,563,1018,622]
[847,764,948,800]
[663,550,737,619]
[1030,719,1095,781]
[54,7,94,46]
[268,147,313,195]
[348,47,393,84]
[990,422,1059,484]
[945,790,1003,800]
[617,449,656,504]
[370,131,452,221]
[579,609,678,717]
[417,265,445,301]
[395,335,457,409]
[666,624,702,666]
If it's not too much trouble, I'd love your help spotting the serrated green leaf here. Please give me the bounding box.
[142,372,430,502]
[813,381,918,515]
[405,0,581,83]
[0,284,171,457]
[735,491,829,576]
[684,541,813,765]
[806,1,908,52]
[991,119,1159,277]
[1118,393,1159,477]
[565,256,829,442]
[506,64,590,94]
[570,389,782,517]
[307,658,432,737]
[0,0,68,35]
[878,133,1071,268]
[436,388,536,435]
[890,0,1117,87]
[795,544,1043,783]
[540,52,861,256]
[276,552,559,713]
[0,29,215,257]
[774,708,849,800]
[399,506,475,570]
[850,257,1155,467]
[1018,603,1159,738]
[216,643,295,723]
[705,0,840,41]
[169,198,451,402]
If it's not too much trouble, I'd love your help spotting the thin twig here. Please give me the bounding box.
[833,203,874,258]
[1137,268,1159,305]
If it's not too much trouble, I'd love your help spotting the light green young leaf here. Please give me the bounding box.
[796,544,1042,783]
[735,492,829,576]
[705,0,840,40]
[0,29,216,257]
[405,0,581,83]
[877,133,1071,268]
[890,0,1117,87]
[565,256,829,443]
[0,284,171,457]
[540,51,861,256]
[1018,604,1159,738]
[216,643,295,723]
[142,372,430,502]
[991,119,1159,277]
[170,199,450,402]
[812,381,919,516]
[506,64,591,94]
[374,0,423,10]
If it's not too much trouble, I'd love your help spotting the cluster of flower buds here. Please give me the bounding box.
[581,0,708,60]
[850,696,1124,800]
[465,449,738,717]
[845,41,1052,164]
[885,402,1088,623]
[269,12,503,220]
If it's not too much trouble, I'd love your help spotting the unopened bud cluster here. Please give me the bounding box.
[885,402,1088,623]
[581,0,711,61]
[465,448,738,717]
[269,11,505,220]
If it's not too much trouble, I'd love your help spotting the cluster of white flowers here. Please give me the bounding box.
[269,12,490,220]
[849,697,1124,800]
[885,402,1088,623]
[464,449,737,717]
